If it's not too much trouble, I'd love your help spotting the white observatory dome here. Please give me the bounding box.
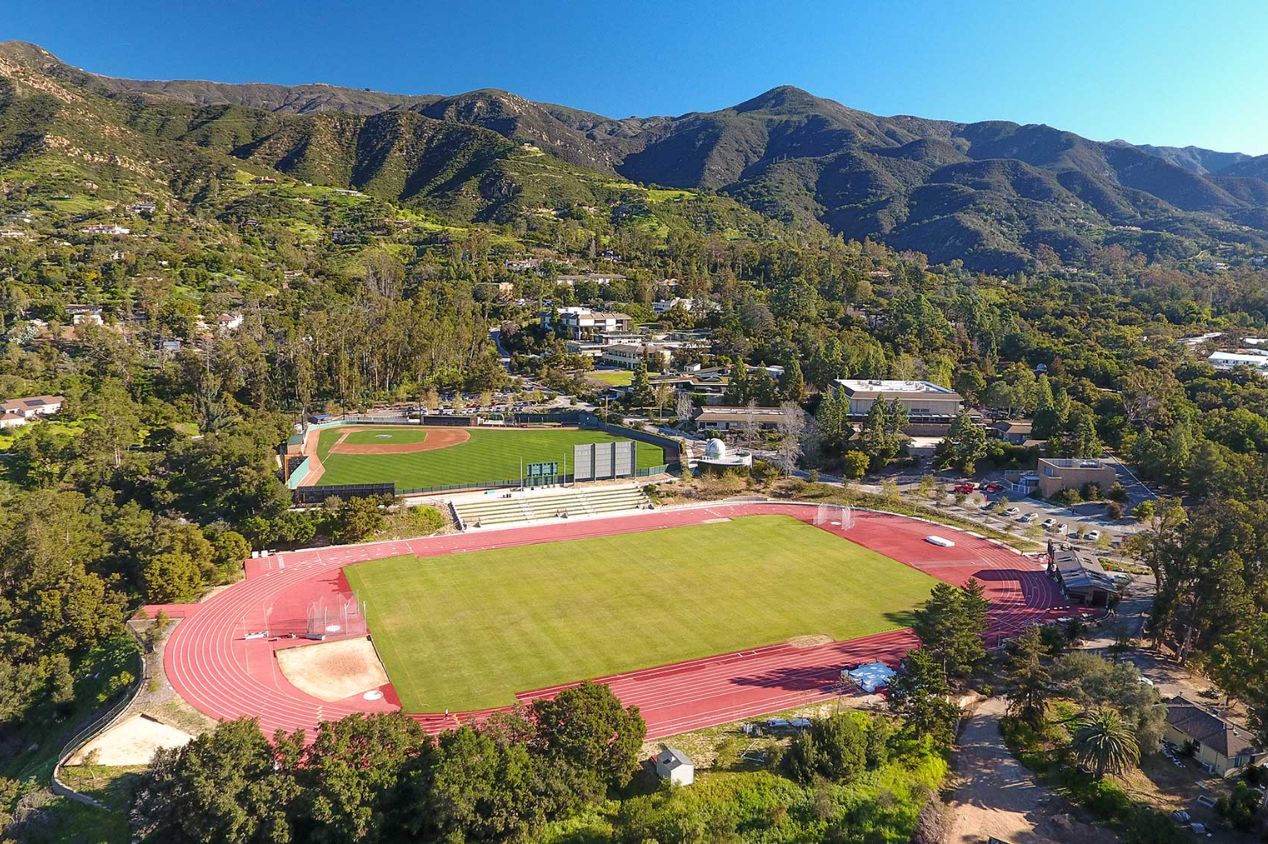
[704,438,727,460]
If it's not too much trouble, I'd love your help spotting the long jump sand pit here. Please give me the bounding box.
[70,713,194,766]
[275,636,390,702]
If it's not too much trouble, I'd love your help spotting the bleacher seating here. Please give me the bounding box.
[453,485,650,529]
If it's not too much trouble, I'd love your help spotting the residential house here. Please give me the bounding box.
[0,395,65,428]
[1209,351,1268,372]
[1164,696,1263,775]
[555,273,626,287]
[216,313,245,333]
[990,419,1035,445]
[80,224,130,236]
[544,307,633,340]
[1036,457,1117,498]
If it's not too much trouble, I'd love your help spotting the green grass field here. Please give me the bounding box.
[586,370,635,387]
[345,515,939,711]
[341,427,430,446]
[315,426,664,489]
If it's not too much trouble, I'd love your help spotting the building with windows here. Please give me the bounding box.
[600,343,673,370]
[543,307,633,340]
[1036,457,1117,498]
[832,379,963,433]
[1209,351,1268,372]
[1164,696,1263,776]
[694,405,797,433]
[0,394,65,429]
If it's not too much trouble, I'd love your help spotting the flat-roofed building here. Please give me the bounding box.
[543,307,633,340]
[833,379,962,420]
[600,343,673,370]
[1036,457,1117,498]
[694,405,796,433]
[1209,351,1268,372]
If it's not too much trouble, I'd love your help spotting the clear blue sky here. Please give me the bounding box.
[8,0,1268,154]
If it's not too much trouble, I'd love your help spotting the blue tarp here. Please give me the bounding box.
[844,661,896,693]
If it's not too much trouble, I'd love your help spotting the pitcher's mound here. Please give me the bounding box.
[276,636,389,702]
[70,713,194,766]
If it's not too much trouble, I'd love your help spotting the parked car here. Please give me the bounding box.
[1020,512,1038,523]
[1055,523,1068,535]
[953,482,975,494]
[1084,529,1101,542]
[1003,506,1021,517]
[983,482,1004,494]
[1041,518,1057,530]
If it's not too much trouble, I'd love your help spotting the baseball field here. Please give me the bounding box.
[344,515,940,712]
[312,425,665,489]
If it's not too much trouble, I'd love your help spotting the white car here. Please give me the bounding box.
[1041,517,1057,530]
[1020,512,1038,523]
[1003,506,1021,517]
[1084,529,1101,542]
[1055,523,1068,535]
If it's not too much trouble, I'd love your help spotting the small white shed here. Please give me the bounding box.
[653,746,694,786]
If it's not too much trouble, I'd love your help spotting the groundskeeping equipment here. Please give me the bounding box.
[813,503,855,530]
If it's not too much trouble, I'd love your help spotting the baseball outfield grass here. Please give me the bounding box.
[314,426,665,489]
[344,515,939,712]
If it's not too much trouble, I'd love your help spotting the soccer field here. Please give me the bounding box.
[345,515,940,712]
[314,426,665,489]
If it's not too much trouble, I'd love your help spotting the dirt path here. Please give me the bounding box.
[947,697,1118,844]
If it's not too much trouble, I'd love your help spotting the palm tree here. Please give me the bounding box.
[1072,708,1139,779]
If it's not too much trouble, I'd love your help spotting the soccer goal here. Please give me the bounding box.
[305,597,367,639]
[813,503,854,530]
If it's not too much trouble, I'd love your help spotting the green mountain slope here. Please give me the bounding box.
[6,40,1268,271]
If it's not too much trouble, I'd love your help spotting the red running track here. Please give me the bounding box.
[162,503,1074,740]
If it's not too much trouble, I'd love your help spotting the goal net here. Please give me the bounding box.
[305,597,367,638]
[813,503,854,531]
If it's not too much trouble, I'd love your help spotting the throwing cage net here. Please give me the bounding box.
[813,503,854,531]
[305,597,368,638]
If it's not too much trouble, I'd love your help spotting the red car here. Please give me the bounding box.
[983,482,1004,494]
[953,482,976,494]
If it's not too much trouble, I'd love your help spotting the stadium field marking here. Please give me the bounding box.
[314,425,664,488]
[344,514,941,712]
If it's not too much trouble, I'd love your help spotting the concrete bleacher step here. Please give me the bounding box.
[455,485,652,529]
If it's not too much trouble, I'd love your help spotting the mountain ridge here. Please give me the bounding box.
[4,40,1268,271]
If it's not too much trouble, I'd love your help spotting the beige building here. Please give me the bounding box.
[1036,457,1117,498]
[544,307,633,340]
[694,405,796,432]
[833,379,962,421]
[1164,696,1263,775]
[600,343,673,370]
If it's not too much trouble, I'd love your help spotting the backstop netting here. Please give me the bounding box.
[305,597,368,638]
[813,503,854,530]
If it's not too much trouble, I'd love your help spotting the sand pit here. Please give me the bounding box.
[275,636,390,702]
[70,713,194,766]
[787,634,834,648]
[327,425,471,455]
